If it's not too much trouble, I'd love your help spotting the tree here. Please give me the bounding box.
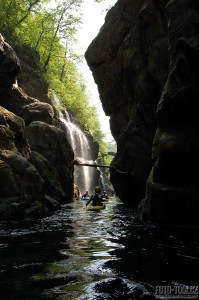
[0,0,111,148]
[0,0,48,39]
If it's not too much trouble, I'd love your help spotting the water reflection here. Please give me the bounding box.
[0,197,198,299]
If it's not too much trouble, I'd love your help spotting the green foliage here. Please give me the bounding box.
[0,0,49,40]
[0,0,107,147]
[98,142,116,165]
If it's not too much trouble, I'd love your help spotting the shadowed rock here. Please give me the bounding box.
[26,121,74,201]
[29,151,67,203]
[85,0,199,225]
[0,36,75,220]
[85,0,169,206]
[0,106,30,158]
[0,34,20,88]
[0,149,47,220]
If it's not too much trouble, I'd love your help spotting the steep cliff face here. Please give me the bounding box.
[85,0,199,225]
[0,35,75,220]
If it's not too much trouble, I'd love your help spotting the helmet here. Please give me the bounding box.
[95,186,101,193]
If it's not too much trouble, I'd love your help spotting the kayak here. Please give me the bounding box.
[81,197,90,201]
[85,205,106,211]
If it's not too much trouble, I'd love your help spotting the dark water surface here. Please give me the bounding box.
[0,198,198,300]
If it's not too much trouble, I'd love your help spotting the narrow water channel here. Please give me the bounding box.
[0,198,198,299]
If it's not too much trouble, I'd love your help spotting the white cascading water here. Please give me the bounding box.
[51,92,95,195]
[99,170,106,191]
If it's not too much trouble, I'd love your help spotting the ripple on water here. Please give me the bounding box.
[0,198,198,300]
[79,277,155,300]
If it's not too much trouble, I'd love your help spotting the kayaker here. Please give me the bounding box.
[86,186,103,206]
[82,190,89,198]
[102,191,109,199]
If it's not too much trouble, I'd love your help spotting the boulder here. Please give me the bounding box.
[0,106,30,158]
[20,102,54,125]
[29,151,66,203]
[0,34,20,88]
[14,43,49,103]
[0,150,46,220]
[0,85,39,116]
[73,184,80,200]
[45,195,61,211]
[26,121,74,201]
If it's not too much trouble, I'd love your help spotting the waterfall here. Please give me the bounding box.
[51,92,97,195]
[100,170,106,191]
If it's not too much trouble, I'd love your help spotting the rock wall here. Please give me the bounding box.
[85,0,199,225]
[0,35,75,220]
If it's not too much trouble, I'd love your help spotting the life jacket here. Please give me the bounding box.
[91,193,102,206]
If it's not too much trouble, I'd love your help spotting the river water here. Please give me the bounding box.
[0,198,198,300]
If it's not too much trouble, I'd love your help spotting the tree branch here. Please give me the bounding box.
[71,159,133,175]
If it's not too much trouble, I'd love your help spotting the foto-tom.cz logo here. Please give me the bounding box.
[155,285,198,299]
